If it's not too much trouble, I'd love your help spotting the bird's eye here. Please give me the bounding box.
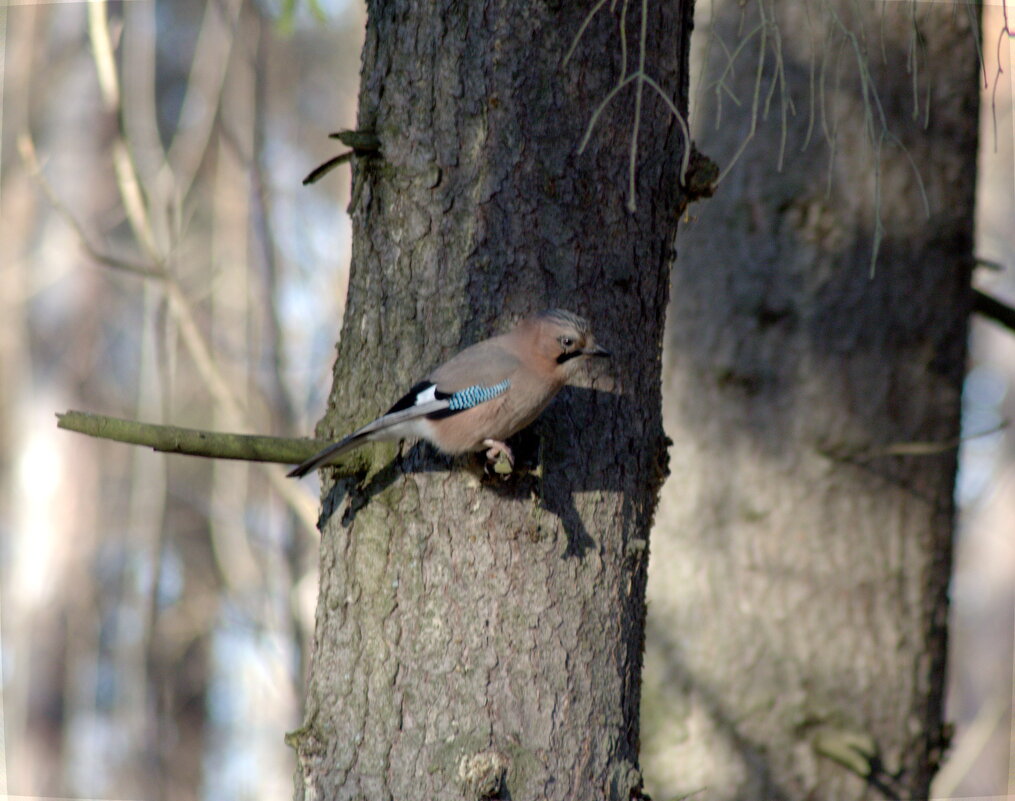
[559,336,575,349]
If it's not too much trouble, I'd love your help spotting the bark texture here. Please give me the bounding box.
[643,2,979,799]
[288,2,693,799]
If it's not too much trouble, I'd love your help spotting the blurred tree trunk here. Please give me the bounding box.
[287,1,694,798]
[643,2,979,800]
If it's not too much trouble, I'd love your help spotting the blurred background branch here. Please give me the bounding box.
[1,0,362,797]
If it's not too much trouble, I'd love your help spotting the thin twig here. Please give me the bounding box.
[564,0,612,67]
[578,74,640,153]
[708,21,767,119]
[639,74,691,183]
[974,288,1015,333]
[715,8,769,186]
[801,1,818,151]
[882,422,1008,457]
[17,135,160,278]
[167,0,243,199]
[990,0,1014,153]
[819,422,1009,462]
[627,0,649,212]
[619,0,630,83]
[691,0,719,127]
[976,256,1007,273]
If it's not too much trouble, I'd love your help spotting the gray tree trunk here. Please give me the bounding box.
[287,2,694,798]
[643,2,979,800]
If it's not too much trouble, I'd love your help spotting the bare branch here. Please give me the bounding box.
[974,288,1015,334]
[167,0,244,199]
[639,74,691,183]
[627,0,649,212]
[56,408,409,537]
[578,74,641,153]
[17,135,161,278]
[715,9,769,185]
[564,0,612,67]
[989,1,1014,152]
[56,410,328,467]
[818,421,1009,462]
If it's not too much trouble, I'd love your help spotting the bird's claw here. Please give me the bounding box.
[483,439,514,474]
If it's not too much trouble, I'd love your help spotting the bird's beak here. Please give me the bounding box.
[583,344,611,358]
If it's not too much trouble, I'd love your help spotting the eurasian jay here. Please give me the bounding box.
[287,309,610,478]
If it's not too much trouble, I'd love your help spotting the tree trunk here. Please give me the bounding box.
[288,2,693,799]
[643,2,979,799]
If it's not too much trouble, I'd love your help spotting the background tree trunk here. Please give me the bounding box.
[643,2,979,799]
[288,1,692,799]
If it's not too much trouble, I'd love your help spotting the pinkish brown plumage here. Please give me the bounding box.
[287,309,609,477]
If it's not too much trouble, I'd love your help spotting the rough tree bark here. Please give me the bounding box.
[643,2,979,800]
[287,2,693,799]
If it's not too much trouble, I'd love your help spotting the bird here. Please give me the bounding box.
[287,309,610,478]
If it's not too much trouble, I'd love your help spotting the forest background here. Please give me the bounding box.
[0,1,1011,799]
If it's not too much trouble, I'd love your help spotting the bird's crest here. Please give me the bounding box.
[538,308,591,336]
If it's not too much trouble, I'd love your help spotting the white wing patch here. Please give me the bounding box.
[415,384,438,405]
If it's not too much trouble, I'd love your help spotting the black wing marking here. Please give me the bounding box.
[385,380,436,415]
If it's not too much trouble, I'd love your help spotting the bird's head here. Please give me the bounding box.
[527,309,611,381]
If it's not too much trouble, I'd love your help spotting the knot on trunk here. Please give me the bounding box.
[458,749,510,798]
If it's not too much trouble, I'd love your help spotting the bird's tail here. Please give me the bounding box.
[286,433,365,478]
[287,395,453,478]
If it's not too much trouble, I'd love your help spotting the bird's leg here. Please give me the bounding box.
[482,438,514,472]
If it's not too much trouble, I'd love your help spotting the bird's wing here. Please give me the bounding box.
[429,338,521,393]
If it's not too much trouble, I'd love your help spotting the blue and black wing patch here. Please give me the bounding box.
[384,379,509,420]
[445,380,510,410]
[427,379,510,420]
